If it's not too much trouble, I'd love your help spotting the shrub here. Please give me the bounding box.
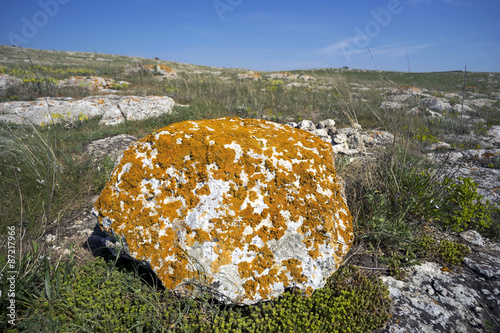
[442,177,499,235]
[417,235,470,267]
[192,265,390,333]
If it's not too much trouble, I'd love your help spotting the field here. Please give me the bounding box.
[1,45,499,332]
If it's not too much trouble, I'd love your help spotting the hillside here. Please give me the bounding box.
[0,45,499,332]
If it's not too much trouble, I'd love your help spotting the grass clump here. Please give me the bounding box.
[352,143,499,277]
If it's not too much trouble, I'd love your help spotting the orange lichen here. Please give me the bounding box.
[93,117,353,304]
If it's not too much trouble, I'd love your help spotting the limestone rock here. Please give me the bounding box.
[311,128,332,143]
[418,98,452,113]
[380,101,404,109]
[486,125,500,147]
[297,119,316,132]
[460,230,485,247]
[0,73,22,91]
[381,257,500,333]
[269,72,299,80]
[453,104,474,113]
[85,134,138,165]
[363,130,395,147]
[92,117,353,305]
[144,64,177,78]
[57,76,129,91]
[299,74,316,81]
[317,119,336,129]
[0,95,175,126]
[236,72,261,80]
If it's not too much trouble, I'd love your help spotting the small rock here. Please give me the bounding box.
[363,130,394,146]
[381,101,404,109]
[332,132,348,144]
[418,97,452,112]
[45,234,56,243]
[312,128,332,143]
[297,119,316,132]
[317,119,336,129]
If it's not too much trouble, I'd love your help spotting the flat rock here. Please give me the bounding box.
[381,248,500,333]
[92,117,353,305]
[418,98,452,112]
[0,73,22,91]
[85,134,138,165]
[0,95,175,126]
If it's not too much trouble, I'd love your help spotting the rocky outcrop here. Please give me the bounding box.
[418,97,453,113]
[0,95,175,126]
[268,72,299,80]
[57,76,129,92]
[144,64,177,78]
[381,231,500,333]
[0,73,22,91]
[92,117,353,305]
[236,72,262,80]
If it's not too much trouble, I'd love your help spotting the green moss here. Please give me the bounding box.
[417,235,470,267]
[190,265,390,333]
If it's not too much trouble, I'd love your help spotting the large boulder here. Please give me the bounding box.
[92,117,353,305]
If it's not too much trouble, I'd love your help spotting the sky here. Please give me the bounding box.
[1,0,499,72]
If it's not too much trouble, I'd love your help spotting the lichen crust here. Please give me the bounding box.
[93,117,353,304]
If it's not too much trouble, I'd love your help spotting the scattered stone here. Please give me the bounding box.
[297,119,316,132]
[144,64,177,78]
[386,94,413,102]
[448,167,500,205]
[285,82,309,88]
[380,101,404,109]
[332,132,347,144]
[317,119,336,129]
[92,117,353,305]
[427,141,452,151]
[312,128,332,143]
[268,72,299,80]
[299,74,316,81]
[363,130,395,147]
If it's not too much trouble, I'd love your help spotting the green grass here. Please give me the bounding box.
[1,45,499,331]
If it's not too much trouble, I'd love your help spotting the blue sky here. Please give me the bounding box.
[1,0,499,72]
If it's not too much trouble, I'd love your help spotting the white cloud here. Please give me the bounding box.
[316,38,358,55]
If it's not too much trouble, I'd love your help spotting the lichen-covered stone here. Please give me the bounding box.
[92,117,353,305]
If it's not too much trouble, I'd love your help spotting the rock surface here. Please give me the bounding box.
[57,76,129,92]
[0,73,22,91]
[92,117,353,305]
[0,95,175,126]
[381,233,500,333]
